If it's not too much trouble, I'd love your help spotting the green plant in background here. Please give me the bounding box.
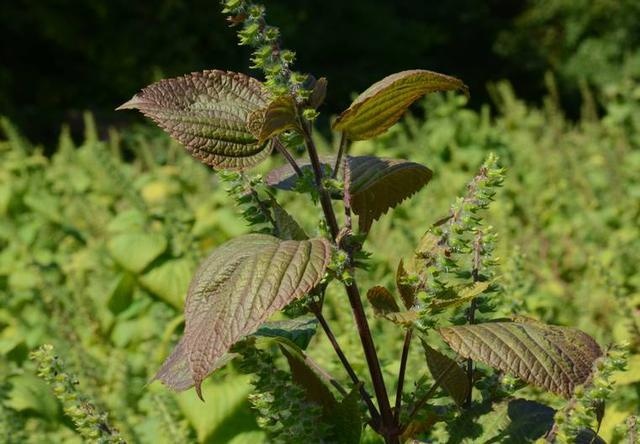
[110,1,628,442]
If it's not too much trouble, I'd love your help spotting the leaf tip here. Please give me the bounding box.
[115,95,146,111]
[195,380,205,402]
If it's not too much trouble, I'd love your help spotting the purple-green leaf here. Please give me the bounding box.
[250,95,301,144]
[347,156,432,232]
[117,70,273,170]
[153,234,331,398]
[265,156,432,232]
[333,69,468,140]
[439,322,602,397]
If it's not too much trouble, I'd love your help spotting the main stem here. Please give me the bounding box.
[301,122,398,443]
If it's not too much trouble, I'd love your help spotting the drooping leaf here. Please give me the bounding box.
[428,281,491,312]
[421,340,469,406]
[117,70,273,170]
[439,322,602,397]
[277,338,361,444]
[153,234,331,398]
[396,259,416,309]
[329,388,363,444]
[255,316,317,349]
[333,69,468,140]
[347,156,432,232]
[271,200,308,240]
[366,286,400,315]
[249,95,300,144]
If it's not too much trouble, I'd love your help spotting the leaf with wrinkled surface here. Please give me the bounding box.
[153,234,331,398]
[117,70,273,170]
[421,341,469,406]
[439,322,602,397]
[347,156,432,232]
[333,69,468,140]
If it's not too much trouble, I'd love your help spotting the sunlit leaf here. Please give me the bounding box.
[117,70,273,170]
[347,156,432,232]
[153,234,331,398]
[333,69,468,140]
[421,340,469,406]
[439,322,602,397]
[428,281,490,312]
[139,258,194,309]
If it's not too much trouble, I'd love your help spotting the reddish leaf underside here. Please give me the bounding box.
[117,70,273,170]
[153,234,331,398]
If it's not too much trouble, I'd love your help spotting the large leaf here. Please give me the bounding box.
[153,234,331,397]
[347,156,432,232]
[439,322,602,397]
[117,70,273,170]
[332,69,468,140]
[421,341,469,406]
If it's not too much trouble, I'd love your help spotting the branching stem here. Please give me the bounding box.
[394,328,413,423]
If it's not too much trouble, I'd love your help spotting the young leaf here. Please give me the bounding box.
[347,156,432,232]
[421,340,469,406]
[428,281,491,312]
[438,322,602,397]
[366,286,400,315]
[117,70,273,170]
[250,95,301,144]
[333,69,468,140]
[396,259,416,309]
[153,234,331,398]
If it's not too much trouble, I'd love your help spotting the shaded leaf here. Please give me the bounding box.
[396,259,416,309]
[347,156,432,232]
[278,339,338,414]
[428,281,491,312]
[255,316,318,349]
[250,95,300,144]
[439,322,602,397]
[421,340,469,406]
[366,286,400,315]
[329,388,362,444]
[271,200,308,240]
[153,234,331,397]
[309,77,328,109]
[277,338,362,444]
[446,398,555,443]
[264,157,331,191]
[117,70,273,170]
[333,69,468,140]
